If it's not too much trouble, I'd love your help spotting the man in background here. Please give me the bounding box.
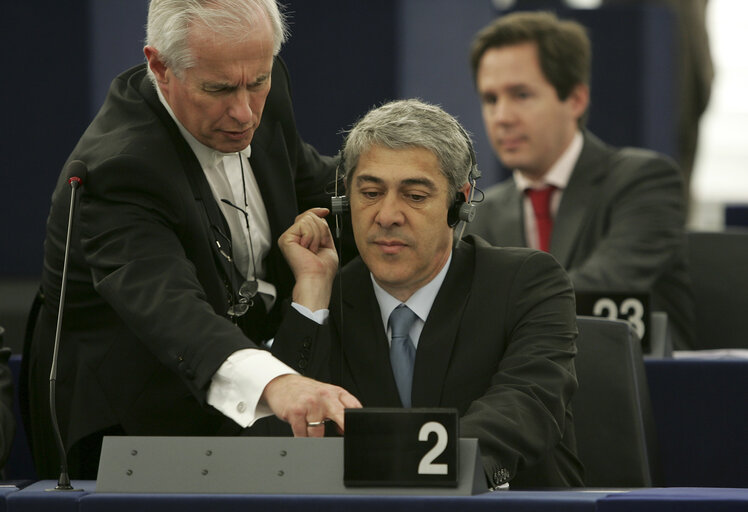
[466,11,695,349]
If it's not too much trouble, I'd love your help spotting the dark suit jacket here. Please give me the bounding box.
[25,58,335,477]
[467,132,696,349]
[282,236,583,488]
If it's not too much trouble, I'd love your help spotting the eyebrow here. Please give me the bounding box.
[203,72,271,89]
[355,174,438,190]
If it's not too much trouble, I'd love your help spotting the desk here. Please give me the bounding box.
[0,485,745,512]
[597,487,748,512]
[4,480,94,512]
[644,359,748,487]
[80,489,608,512]
[0,484,18,512]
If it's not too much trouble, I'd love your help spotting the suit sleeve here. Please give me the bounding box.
[568,152,687,291]
[459,250,579,486]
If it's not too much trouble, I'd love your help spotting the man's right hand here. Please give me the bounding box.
[278,208,338,312]
[261,374,362,437]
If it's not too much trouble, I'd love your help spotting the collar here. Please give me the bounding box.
[514,130,583,191]
[155,85,252,169]
[371,250,453,328]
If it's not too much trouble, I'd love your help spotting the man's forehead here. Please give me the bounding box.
[354,172,439,189]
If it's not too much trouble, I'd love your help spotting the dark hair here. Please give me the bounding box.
[470,11,590,103]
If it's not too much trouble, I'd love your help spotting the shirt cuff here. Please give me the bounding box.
[207,348,297,427]
[291,302,329,325]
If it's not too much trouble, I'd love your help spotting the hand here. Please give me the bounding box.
[278,208,338,311]
[261,374,362,437]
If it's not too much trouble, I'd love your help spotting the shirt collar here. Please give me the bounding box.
[371,250,453,328]
[514,130,583,191]
[154,85,252,170]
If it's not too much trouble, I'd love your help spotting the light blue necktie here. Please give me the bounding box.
[389,304,418,408]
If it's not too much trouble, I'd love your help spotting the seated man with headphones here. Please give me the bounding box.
[272,99,584,489]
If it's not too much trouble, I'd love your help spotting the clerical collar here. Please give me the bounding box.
[154,85,252,169]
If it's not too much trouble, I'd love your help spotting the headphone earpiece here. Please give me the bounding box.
[331,194,349,216]
[447,192,477,227]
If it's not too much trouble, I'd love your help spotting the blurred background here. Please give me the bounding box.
[1,0,746,353]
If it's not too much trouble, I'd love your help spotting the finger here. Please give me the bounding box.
[306,214,330,253]
[305,422,326,438]
[294,207,330,223]
[340,391,363,410]
[289,416,309,438]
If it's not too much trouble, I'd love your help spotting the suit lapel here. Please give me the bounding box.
[249,121,296,240]
[338,259,402,407]
[551,132,610,267]
[139,75,239,297]
[493,184,526,247]
[411,242,473,406]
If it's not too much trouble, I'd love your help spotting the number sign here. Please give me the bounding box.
[576,291,651,353]
[344,408,458,487]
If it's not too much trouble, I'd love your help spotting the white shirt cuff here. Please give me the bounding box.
[207,349,297,427]
[291,302,329,324]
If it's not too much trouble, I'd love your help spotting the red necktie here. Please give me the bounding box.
[526,186,555,252]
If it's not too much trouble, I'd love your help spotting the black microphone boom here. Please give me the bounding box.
[49,160,87,491]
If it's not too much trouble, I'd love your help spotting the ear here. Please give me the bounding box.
[144,46,169,84]
[567,82,590,122]
[460,182,471,202]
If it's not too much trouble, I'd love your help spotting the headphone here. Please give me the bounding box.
[331,125,481,231]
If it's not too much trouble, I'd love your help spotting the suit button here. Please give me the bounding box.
[177,358,195,379]
[298,358,308,369]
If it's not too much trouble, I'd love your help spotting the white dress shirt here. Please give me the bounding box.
[513,131,583,250]
[371,252,452,348]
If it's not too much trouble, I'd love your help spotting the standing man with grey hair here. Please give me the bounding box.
[278,99,584,488]
[466,11,695,349]
[25,0,360,479]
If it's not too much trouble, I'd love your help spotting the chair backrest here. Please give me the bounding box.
[686,230,748,349]
[572,316,660,487]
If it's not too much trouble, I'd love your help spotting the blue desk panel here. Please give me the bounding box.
[80,490,609,512]
[597,487,748,512]
[5,480,94,512]
[645,359,748,487]
[0,485,19,512]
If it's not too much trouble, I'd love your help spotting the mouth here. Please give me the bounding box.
[373,239,408,255]
[221,127,253,141]
[498,136,525,151]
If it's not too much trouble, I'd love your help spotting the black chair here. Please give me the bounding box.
[572,316,661,487]
[686,230,748,349]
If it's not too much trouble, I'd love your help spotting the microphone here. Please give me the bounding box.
[48,160,87,491]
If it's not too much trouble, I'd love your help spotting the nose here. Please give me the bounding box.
[227,90,253,125]
[489,97,514,125]
[374,193,405,228]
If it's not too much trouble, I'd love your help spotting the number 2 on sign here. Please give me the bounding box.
[418,421,448,475]
[592,297,645,339]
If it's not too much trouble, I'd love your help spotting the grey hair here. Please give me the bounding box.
[146,0,288,82]
[342,99,474,202]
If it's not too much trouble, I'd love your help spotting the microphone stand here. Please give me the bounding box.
[47,173,84,491]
